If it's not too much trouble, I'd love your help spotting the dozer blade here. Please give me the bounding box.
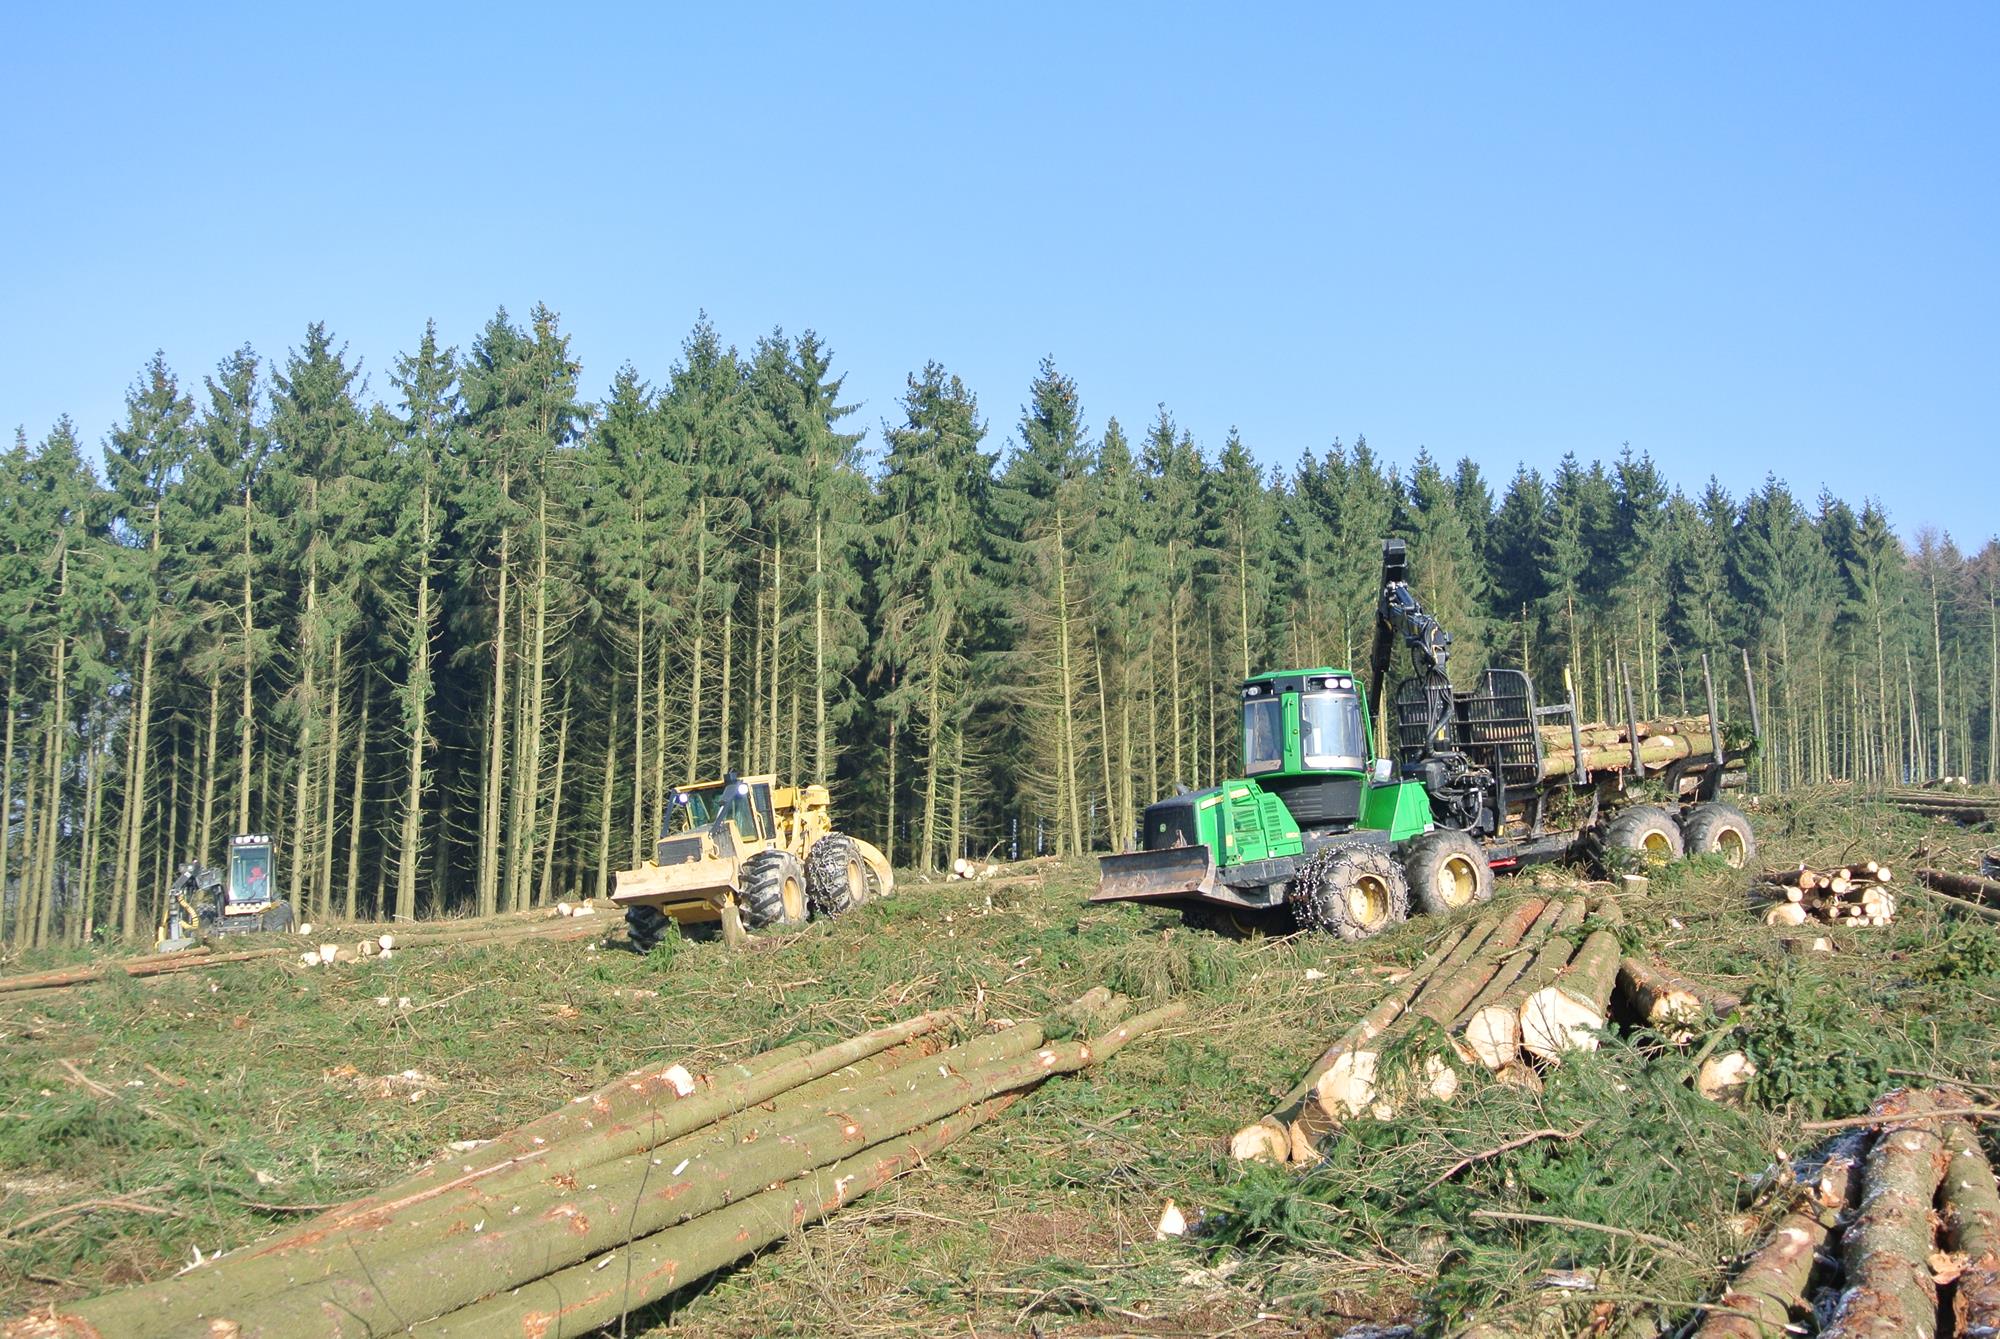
[610,859,735,925]
[1092,847,1220,904]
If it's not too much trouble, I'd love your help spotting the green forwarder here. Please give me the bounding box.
[1092,540,1760,939]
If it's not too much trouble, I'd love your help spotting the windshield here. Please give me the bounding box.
[1243,699,1283,772]
[666,783,758,836]
[1300,692,1366,768]
[227,845,272,907]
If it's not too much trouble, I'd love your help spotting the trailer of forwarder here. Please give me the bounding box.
[1092,540,1759,939]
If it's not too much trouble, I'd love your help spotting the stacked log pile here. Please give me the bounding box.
[2,993,1181,1339]
[1695,1087,2000,1339]
[1534,714,1718,780]
[1883,787,2000,828]
[1755,863,1898,928]
[1232,894,1752,1165]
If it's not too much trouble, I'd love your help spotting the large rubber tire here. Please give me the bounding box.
[259,902,296,934]
[625,904,671,953]
[805,834,868,920]
[740,850,807,929]
[1181,903,1294,938]
[1287,845,1411,941]
[1404,829,1494,917]
[1682,802,1757,867]
[1601,805,1686,870]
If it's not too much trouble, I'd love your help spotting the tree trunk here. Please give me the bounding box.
[237,486,257,835]
[318,635,345,918]
[478,522,509,918]
[198,679,220,857]
[287,567,319,917]
[537,681,570,907]
[396,479,433,924]
[1821,1089,1950,1339]
[343,673,371,920]
[0,651,18,942]
[1695,1133,1865,1339]
[595,682,618,900]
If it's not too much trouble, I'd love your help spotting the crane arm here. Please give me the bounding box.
[1366,539,1453,715]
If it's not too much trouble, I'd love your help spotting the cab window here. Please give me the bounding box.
[1243,698,1283,772]
[1300,692,1366,768]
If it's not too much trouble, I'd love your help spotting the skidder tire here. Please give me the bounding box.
[805,833,868,920]
[259,902,296,933]
[625,904,671,953]
[1600,804,1686,870]
[1287,845,1410,940]
[1681,801,1756,867]
[1404,828,1494,916]
[740,850,807,929]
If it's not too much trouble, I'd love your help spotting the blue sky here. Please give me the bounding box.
[3,4,1994,544]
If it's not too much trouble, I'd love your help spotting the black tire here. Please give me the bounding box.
[1600,805,1686,870]
[1404,829,1494,917]
[259,902,295,934]
[625,904,671,953]
[805,834,867,920]
[1287,845,1410,941]
[1181,903,1295,938]
[1682,802,1757,867]
[740,850,807,929]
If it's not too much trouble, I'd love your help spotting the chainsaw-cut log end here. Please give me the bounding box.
[1696,1051,1755,1103]
[1764,902,1809,927]
[1228,1119,1288,1164]
[1461,1004,1519,1071]
[1520,987,1603,1061]
[1314,1050,1378,1119]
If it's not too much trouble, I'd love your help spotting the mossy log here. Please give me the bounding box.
[1940,1118,2000,1337]
[1314,898,1548,1120]
[1519,927,1623,1061]
[1694,1132,1865,1338]
[1228,923,1478,1164]
[1460,897,1589,1069]
[1820,1089,1953,1339]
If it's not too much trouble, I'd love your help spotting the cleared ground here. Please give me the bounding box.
[3,788,1997,1336]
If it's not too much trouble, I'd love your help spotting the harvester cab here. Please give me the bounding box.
[612,774,894,952]
[154,834,294,952]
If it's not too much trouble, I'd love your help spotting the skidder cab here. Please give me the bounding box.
[154,834,295,952]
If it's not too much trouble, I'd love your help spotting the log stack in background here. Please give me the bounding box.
[1882,787,2000,829]
[1232,892,1752,1166]
[1535,714,1718,780]
[1755,863,1898,928]
[1695,1087,2000,1339]
[3,993,1183,1339]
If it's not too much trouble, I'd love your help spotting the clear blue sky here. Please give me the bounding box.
[3,4,1994,545]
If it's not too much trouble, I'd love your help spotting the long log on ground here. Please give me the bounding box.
[1820,1088,1953,1339]
[1904,875,2000,925]
[0,944,298,995]
[1695,1132,1867,1339]
[1448,898,1577,1032]
[1460,897,1589,1070]
[1229,923,1478,1163]
[1314,897,1549,1120]
[1613,957,1707,1042]
[214,1025,1064,1335]
[53,1013,954,1338]
[214,1003,1186,1339]
[1940,1118,2000,1337]
[1917,867,2000,905]
[1520,920,1624,1062]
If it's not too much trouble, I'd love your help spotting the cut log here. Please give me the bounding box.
[1229,922,1477,1162]
[1613,957,1705,1042]
[1460,897,1589,1070]
[1520,927,1622,1061]
[1763,903,1807,927]
[1540,732,1697,779]
[1905,876,2000,925]
[1820,1089,1953,1339]
[1447,898,1575,1030]
[1940,1118,2000,1337]
[1315,899,1548,1119]
[1918,867,2000,904]
[1695,1131,1866,1338]
[1696,1051,1755,1103]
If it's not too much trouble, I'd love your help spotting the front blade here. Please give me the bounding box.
[1092,847,1219,903]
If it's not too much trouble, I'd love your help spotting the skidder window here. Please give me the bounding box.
[1244,697,1283,772]
[1300,692,1366,770]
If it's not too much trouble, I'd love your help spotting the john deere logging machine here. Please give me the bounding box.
[612,774,893,950]
[1093,540,1759,938]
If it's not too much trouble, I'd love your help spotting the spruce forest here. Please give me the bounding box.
[3,305,1996,947]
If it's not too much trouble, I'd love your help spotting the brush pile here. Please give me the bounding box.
[3,991,1180,1339]
[1695,1087,1999,1338]
[1755,863,1898,928]
[1231,893,1750,1165]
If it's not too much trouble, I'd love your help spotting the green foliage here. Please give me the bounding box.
[1737,972,1898,1117]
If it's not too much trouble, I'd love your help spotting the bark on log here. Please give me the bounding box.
[1918,867,2000,904]
[1315,898,1548,1119]
[225,1007,1176,1339]
[1904,876,2000,925]
[1695,1132,1867,1339]
[0,945,294,995]
[1520,927,1622,1061]
[1614,957,1705,1042]
[1821,1088,1953,1339]
[55,1015,952,1337]
[1230,923,1479,1162]
[1460,897,1589,1070]
[1939,1118,2000,1338]
[216,1021,1096,1337]
[1540,733,1697,780]
[1450,898,1578,1031]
